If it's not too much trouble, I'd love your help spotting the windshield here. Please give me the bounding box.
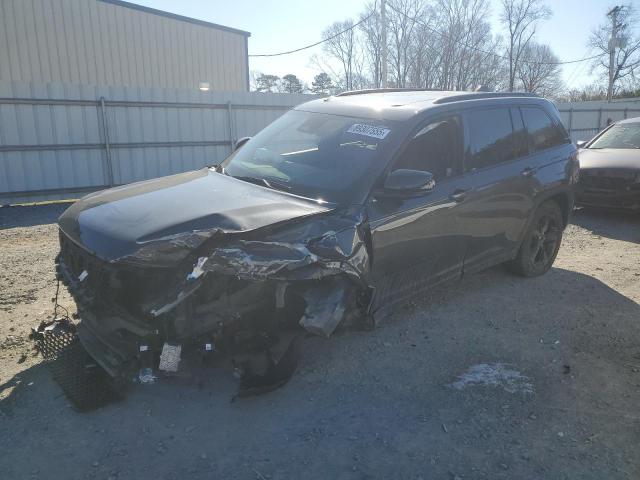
[590,123,640,149]
[221,110,396,203]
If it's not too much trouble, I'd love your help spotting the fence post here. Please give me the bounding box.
[226,101,235,152]
[597,107,602,130]
[568,108,573,138]
[624,107,628,119]
[98,96,114,186]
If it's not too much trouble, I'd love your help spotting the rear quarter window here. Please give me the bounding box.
[521,107,568,152]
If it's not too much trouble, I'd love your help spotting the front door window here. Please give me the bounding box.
[392,116,462,181]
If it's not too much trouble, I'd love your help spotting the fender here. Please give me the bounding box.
[514,146,578,248]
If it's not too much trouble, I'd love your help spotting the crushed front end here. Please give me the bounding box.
[50,202,374,403]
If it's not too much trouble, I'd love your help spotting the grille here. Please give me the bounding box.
[580,171,638,192]
[57,231,181,314]
[58,231,113,288]
[58,231,138,310]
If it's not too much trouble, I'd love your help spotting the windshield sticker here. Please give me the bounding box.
[346,124,391,140]
[339,140,378,151]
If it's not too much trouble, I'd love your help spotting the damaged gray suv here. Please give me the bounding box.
[49,89,578,403]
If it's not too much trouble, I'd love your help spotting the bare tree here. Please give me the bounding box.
[358,2,383,88]
[589,5,640,100]
[249,70,263,92]
[460,31,507,91]
[321,20,362,90]
[425,0,504,91]
[500,0,551,91]
[313,0,535,94]
[408,14,443,88]
[517,42,563,97]
[387,0,423,88]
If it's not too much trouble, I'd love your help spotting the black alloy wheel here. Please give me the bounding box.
[508,200,564,277]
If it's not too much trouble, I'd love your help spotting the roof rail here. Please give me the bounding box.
[336,88,442,97]
[432,92,539,104]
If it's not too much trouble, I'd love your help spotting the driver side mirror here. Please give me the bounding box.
[234,136,251,151]
[382,169,436,196]
[576,140,587,149]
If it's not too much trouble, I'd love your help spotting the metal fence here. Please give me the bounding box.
[0,81,317,205]
[4,86,640,206]
[557,101,640,143]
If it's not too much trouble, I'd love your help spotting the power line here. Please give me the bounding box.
[564,56,590,88]
[387,3,604,67]
[248,2,603,68]
[249,4,376,58]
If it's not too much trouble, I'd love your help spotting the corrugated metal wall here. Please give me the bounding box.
[0,0,249,91]
[556,100,640,142]
[0,81,318,205]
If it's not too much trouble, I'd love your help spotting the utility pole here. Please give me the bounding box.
[607,6,623,102]
[381,0,388,88]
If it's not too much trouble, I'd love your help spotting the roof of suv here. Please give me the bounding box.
[296,89,545,122]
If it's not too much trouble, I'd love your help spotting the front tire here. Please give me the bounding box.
[508,200,564,277]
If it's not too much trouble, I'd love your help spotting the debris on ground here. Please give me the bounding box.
[449,363,534,395]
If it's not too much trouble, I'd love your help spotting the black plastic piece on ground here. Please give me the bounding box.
[232,334,300,401]
[33,319,122,412]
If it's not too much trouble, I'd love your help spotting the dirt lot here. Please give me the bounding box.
[1,204,639,480]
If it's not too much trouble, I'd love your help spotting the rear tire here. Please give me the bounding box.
[508,200,564,277]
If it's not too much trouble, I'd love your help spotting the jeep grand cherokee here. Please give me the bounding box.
[51,89,578,401]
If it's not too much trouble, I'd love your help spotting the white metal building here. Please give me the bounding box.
[0,0,320,207]
[0,0,251,91]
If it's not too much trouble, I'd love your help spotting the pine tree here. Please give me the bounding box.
[311,73,334,95]
[281,74,304,93]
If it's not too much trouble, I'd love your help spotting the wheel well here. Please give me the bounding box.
[544,193,570,227]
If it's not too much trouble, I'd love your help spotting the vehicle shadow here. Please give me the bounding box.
[2,266,639,414]
[1,267,639,480]
[571,207,640,243]
[0,361,54,417]
[0,203,71,230]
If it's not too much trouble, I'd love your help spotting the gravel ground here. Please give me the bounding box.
[0,204,639,480]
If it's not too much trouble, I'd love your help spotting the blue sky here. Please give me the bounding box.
[130,0,617,89]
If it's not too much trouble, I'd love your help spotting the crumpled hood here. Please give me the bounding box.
[579,148,640,171]
[58,169,331,263]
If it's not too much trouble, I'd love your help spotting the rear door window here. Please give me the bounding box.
[464,108,520,171]
[521,107,567,152]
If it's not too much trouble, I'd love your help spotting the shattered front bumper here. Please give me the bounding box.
[56,246,369,385]
[55,252,159,378]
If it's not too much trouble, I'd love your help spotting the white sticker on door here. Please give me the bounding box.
[346,124,391,139]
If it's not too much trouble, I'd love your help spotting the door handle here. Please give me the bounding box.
[450,189,467,202]
[521,167,536,177]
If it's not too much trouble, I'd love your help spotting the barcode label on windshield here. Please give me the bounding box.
[347,124,391,139]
